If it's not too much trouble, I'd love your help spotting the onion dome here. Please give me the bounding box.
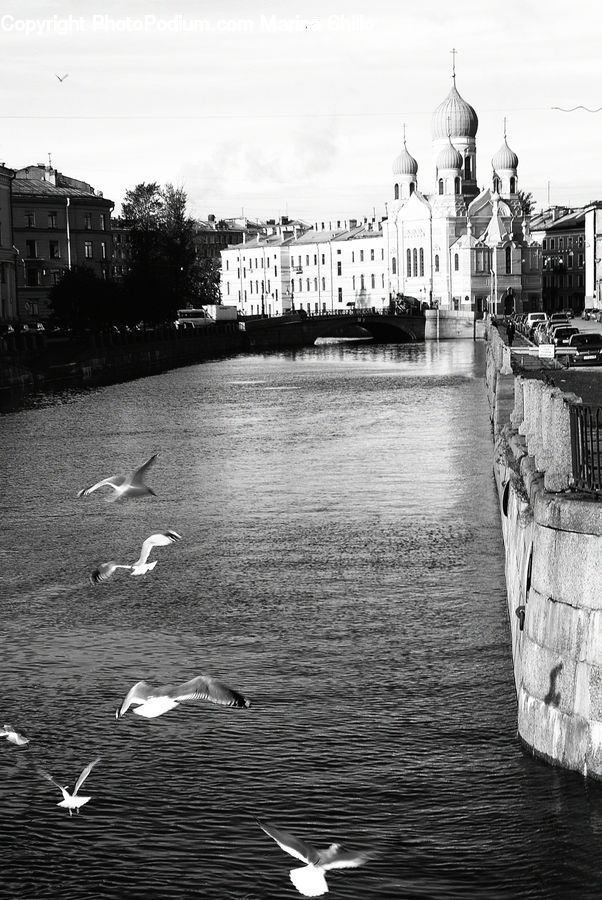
[492,137,518,170]
[432,83,478,140]
[436,138,463,170]
[392,142,418,176]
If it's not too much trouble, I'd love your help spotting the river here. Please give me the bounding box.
[1,340,601,899]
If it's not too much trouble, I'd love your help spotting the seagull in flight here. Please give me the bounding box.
[41,758,101,816]
[77,453,158,501]
[0,724,30,747]
[116,674,251,719]
[90,530,182,584]
[258,820,376,897]
[55,73,69,82]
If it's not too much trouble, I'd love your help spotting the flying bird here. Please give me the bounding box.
[41,758,101,816]
[116,674,251,719]
[55,73,69,82]
[0,724,30,747]
[77,453,158,501]
[258,820,376,897]
[90,530,182,584]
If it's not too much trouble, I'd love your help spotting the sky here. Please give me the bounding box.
[0,0,600,223]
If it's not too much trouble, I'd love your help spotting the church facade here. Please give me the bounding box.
[385,75,542,315]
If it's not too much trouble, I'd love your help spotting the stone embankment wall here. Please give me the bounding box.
[425,309,487,340]
[0,325,245,397]
[487,326,602,778]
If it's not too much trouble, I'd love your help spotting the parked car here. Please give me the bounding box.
[532,322,550,344]
[581,307,598,320]
[552,326,580,347]
[565,332,602,366]
[524,312,548,341]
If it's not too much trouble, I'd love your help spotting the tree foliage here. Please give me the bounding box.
[121,182,209,323]
[48,266,124,331]
[517,190,536,217]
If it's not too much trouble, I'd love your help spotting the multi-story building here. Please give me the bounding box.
[220,220,308,315]
[530,207,586,314]
[289,219,388,314]
[0,164,17,323]
[110,217,133,280]
[584,204,602,313]
[12,164,114,322]
[194,215,245,261]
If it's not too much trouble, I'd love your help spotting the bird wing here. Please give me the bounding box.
[169,674,250,708]
[132,531,181,567]
[258,821,319,865]
[117,680,154,717]
[40,770,65,794]
[90,562,131,585]
[73,757,101,796]
[128,454,158,487]
[319,844,375,870]
[77,475,124,497]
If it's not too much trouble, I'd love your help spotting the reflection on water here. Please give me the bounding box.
[1,341,601,899]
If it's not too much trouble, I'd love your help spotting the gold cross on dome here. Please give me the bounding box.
[450,47,458,83]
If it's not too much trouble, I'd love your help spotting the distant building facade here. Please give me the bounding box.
[0,164,17,322]
[584,205,602,312]
[12,164,113,322]
[531,207,584,313]
[194,215,244,262]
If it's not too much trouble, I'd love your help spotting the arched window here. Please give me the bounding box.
[394,183,399,200]
[298,279,302,292]
[412,248,418,277]
[371,274,375,289]
[382,274,385,287]
[438,178,444,195]
[493,176,500,192]
[435,254,440,273]
[419,248,424,277]
[360,274,365,290]
[306,278,310,291]
[406,249,411,274]
[505,246,512,274]
[464,157,471,180]
[321,277,326,290]
[509,176,516,193]
[314,278,318,291]
[454,253,459,271]
[392,256,397,274]
[409,182,415,195]
[352,275,356,290]
[454,177,461,195]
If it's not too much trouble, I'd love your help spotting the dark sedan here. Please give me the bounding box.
[565,333,602,366]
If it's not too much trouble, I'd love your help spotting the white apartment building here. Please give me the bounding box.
[220,229,296,316]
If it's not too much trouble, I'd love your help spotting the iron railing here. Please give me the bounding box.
[570,403,602,495]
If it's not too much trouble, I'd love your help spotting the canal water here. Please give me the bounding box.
[1,341,601,899]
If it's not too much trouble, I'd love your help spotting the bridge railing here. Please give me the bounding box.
[570,403,602,495]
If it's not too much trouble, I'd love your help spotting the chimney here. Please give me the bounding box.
[208,213,216,223]
[349,218,357,229]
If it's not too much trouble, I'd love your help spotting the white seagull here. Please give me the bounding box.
[116,674,251,719]
[90,530,182,584]
[0,724,30,747]
[258,820,376,897]
[41,758,101,816]
[77,453,158,501]
[55,73,69,82]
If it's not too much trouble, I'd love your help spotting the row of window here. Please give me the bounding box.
[542,235,584,250]
[24,212,108,230]
[543,253,584,269]
[24,239,107,260]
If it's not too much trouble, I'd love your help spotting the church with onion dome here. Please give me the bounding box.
[385,70,542,315]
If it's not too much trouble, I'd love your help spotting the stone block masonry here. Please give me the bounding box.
[487,324,602,778]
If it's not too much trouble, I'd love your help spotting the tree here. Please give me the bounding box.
[517,190,536,217]
[49,266,124,331]
[121,182,203,323]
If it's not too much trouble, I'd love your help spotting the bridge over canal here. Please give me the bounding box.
[244,310,425,350]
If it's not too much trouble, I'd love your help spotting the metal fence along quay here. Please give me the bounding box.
[570,403,602,495]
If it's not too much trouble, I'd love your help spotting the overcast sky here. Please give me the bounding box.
[1,0,600,222]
